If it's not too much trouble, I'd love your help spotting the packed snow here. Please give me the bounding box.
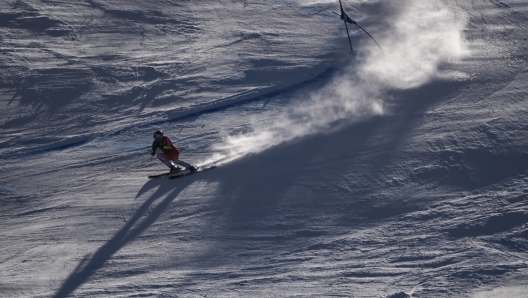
[1,0,528,297]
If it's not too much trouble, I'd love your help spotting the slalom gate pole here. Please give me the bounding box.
[344,21,354,51]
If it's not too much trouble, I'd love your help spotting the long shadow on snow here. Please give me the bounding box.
[53,142,318,296]
[52,178,194,298]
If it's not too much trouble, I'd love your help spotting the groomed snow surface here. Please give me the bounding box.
[1,0,528,297]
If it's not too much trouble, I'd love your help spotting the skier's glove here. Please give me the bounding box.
[150,149,156,156]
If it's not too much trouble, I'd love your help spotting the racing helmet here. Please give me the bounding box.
[153,130,163,141]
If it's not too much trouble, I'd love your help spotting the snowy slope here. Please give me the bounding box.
[0,0,341,159]
[1,0,528,297]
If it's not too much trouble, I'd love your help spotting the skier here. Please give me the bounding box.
[150,130,198,172]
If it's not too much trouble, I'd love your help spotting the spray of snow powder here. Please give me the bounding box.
[204,0,469,165]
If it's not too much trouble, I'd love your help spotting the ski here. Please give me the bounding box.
[168,165,217,180]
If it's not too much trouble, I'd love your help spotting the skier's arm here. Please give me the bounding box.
[151,141,159,156]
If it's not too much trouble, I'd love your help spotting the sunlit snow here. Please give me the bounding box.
[1,0,528,297]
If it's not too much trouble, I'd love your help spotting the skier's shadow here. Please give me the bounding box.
[52,178,193,298]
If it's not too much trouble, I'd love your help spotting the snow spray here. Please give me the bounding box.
[204,0,469,165]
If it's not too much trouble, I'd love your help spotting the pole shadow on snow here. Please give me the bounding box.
[52,178,194,298]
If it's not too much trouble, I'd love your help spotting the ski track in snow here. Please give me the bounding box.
[1,0,528,297]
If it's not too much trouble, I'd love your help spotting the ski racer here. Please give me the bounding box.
[150,130,197,172]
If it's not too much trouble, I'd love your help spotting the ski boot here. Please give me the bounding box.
[170,165,182,172]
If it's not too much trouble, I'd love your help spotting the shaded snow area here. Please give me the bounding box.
[1,0,528,297]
